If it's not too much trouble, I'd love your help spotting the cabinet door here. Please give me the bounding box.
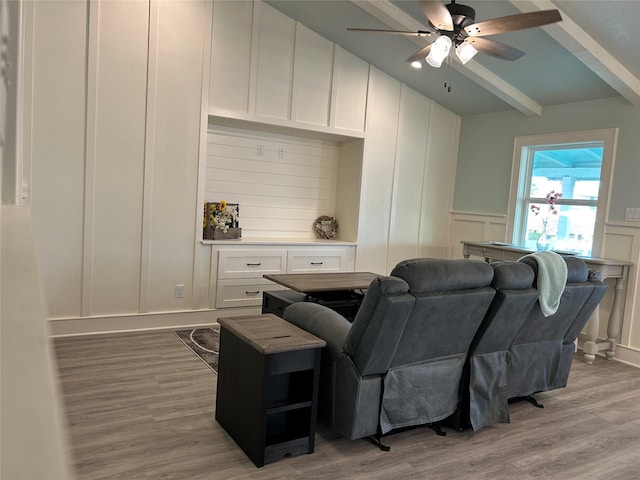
[291,23,334,127]
[355,67,401,274]
[419,102,460,258]
[386,85,430,271]
[209,0,253,114]
[331,47,369,133]
[251,1,296,120]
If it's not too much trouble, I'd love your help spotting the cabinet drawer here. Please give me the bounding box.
[287,249,348,273]
[216,279,284,308]
[218,249,287,279]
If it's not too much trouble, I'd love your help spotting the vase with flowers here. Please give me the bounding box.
[530,190,561,251]
[203,200,241,240]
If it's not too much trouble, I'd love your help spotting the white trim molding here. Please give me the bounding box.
[49,307,259,337]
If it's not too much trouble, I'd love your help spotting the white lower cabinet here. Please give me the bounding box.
[214,245,355,309]
[215,278,284,309]
[218,249,288,279]
[287,248,351,273]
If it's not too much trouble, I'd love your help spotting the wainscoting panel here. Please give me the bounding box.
[419,102,460,259]
[27,1,88,318]
[354,67,401,274]
[449,212,508,258]
[603,224,640,350]
[386,84,429,272]
[84,0,148,317]
[143,1,207,314]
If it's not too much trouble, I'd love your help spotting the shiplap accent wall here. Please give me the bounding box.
[206,125,340,239]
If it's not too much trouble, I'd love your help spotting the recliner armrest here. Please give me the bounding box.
[283,302,351,359]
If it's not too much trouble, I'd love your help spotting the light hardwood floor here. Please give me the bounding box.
[53,330,640,480]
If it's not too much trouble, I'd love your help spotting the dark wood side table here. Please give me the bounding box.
[215,314,326,467]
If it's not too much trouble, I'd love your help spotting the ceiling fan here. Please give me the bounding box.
[347,0,562,68]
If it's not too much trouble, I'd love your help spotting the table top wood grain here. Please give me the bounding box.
[218,313,326,354]
[263,272,381,293]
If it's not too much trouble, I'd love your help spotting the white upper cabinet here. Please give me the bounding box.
[331,47,369,133]
[209,0,253,114]
[251,1,296,121]
[208,0,367,135]
[291,23,334,127]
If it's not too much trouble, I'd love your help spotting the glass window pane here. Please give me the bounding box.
[523,203,597,256]
[529,147,602,200]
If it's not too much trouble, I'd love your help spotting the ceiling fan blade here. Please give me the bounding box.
[465,9,562,37]
[466,37,525,61]
[407,44,433,63]
[347,27,432,37]
[419,0,453,31]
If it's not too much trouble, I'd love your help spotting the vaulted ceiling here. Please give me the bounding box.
[265,0,640,117]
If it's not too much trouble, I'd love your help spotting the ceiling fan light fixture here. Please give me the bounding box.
[455,41,478,64]
[425,35,452,68]
[411,60,423,69]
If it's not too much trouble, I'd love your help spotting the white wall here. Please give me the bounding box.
[22,0,210,328]
[20,0,459,336]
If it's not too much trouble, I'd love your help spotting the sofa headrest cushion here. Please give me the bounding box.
[564,256,589,283]
[390,258,494,293]
[520,255,588,284]
[492,261,535,290]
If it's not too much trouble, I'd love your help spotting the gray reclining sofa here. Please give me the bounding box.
[284,255,607,442]
[451,255,607,431]
[283,257,496,443]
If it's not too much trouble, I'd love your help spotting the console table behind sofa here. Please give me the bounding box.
[461,241,632,364]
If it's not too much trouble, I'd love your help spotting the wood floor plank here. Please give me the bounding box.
[53,331,640,480]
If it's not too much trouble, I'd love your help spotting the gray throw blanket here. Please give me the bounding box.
[519,251,567,316]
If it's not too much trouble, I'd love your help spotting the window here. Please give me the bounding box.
[507,129,617,257]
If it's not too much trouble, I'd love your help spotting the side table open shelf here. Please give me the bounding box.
[215,314,326,467]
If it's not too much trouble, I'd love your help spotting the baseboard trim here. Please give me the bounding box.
[49,307,261,337]
[613,345,640,368]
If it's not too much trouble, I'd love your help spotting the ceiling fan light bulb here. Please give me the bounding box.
[456,42,478,65]
[411,60,423,69]
[426,35,451,68]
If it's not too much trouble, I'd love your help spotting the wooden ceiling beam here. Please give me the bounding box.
[511,0,640,107]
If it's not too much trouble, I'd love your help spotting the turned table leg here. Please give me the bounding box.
[605,277,626,360]
[583,309,599,365]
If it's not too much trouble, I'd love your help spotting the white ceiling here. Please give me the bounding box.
[265,0,640,117]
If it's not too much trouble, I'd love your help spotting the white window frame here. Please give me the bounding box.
[506,129,618,258]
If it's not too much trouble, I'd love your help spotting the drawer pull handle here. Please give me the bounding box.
[310,262,324,265]
[246,262,262,267]
[245,290,260,296]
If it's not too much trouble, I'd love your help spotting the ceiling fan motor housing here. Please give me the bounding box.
[446,2,475,26]
[445,2,475,44]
